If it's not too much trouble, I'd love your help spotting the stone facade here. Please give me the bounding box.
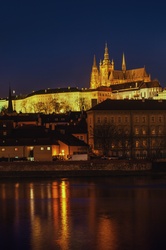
[87,99,166,159]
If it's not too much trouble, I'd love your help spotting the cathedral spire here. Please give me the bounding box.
[93,55,97,67]
[104,42,109,62]
[122,53,126,72]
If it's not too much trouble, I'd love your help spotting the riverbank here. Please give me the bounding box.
[0,159,164,178]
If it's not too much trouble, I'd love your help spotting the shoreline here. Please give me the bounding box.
[0,159,165,178]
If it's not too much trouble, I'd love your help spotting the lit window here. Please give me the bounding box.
[47,147,51,150]
[135,127,139,134]
[151,128,155,135]
[158,127,163,134]
[41,147,44,150]
[15,148,18,151]
[142,129,146,135]
[1,148,5,151]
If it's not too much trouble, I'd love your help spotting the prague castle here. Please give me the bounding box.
[90,43,151,89]
[0,44,163,114]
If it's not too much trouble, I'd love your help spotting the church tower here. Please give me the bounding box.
[7,85,13,113]
[122,53,126,73]
[90,55,99,89]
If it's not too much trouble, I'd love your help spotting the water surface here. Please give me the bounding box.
[0,175,166,250]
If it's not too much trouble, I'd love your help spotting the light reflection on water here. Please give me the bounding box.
[0,176,166,250]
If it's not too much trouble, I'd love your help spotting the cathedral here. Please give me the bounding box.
[90,43,151,89]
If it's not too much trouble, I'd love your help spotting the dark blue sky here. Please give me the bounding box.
[0,0,166,98]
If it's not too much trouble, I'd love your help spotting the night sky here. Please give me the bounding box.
[0,0,166,98]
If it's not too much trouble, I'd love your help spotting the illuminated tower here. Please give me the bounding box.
[99,43,112,87]
[122,53,126,73]
[90,55,99,89]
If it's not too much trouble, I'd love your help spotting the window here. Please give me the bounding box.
[151,127,155,135]
[135,116,139,123]
[151,116,155,123]
[125,117,128,123]
[15,148,18,151]
[142,116,146,123]
[142,127,146,135]
[142,140,147,147]
[1,148,5,151]
[159,116,163,123]
[41,147,44,150]
[136,141,139,148]
[47,147,51,150]
[135,127,139,135]
[158,126,163,134]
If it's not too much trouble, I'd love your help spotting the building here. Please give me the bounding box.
[90,43,151,89]
[87,99,166,159]
[110,80,162,100]
[0,87,112,113]
[0,44,164,114]
[0,116,89,161]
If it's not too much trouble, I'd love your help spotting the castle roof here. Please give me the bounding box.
[110,80,161,92]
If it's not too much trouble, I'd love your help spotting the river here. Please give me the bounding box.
[0,175,166,250]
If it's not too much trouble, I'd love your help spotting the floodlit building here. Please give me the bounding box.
[90,43,151,89]
[87,99,166,159]
[0,44,163,113]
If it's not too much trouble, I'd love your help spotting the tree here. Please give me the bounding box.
[92,123,134,158]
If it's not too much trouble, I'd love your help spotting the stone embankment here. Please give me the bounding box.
[0,159,152,178]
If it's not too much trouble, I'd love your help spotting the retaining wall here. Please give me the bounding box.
[0,160,152,178]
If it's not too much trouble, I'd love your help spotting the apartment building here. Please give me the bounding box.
[87,99,166,159]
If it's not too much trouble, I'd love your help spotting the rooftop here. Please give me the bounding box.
[89,99,166,111]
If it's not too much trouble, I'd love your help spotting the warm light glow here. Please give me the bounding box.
[30,183,34,199]
[59,180,69,249]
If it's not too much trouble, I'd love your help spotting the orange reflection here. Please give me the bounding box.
[97,217,117,250]
[58,180,69,250]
